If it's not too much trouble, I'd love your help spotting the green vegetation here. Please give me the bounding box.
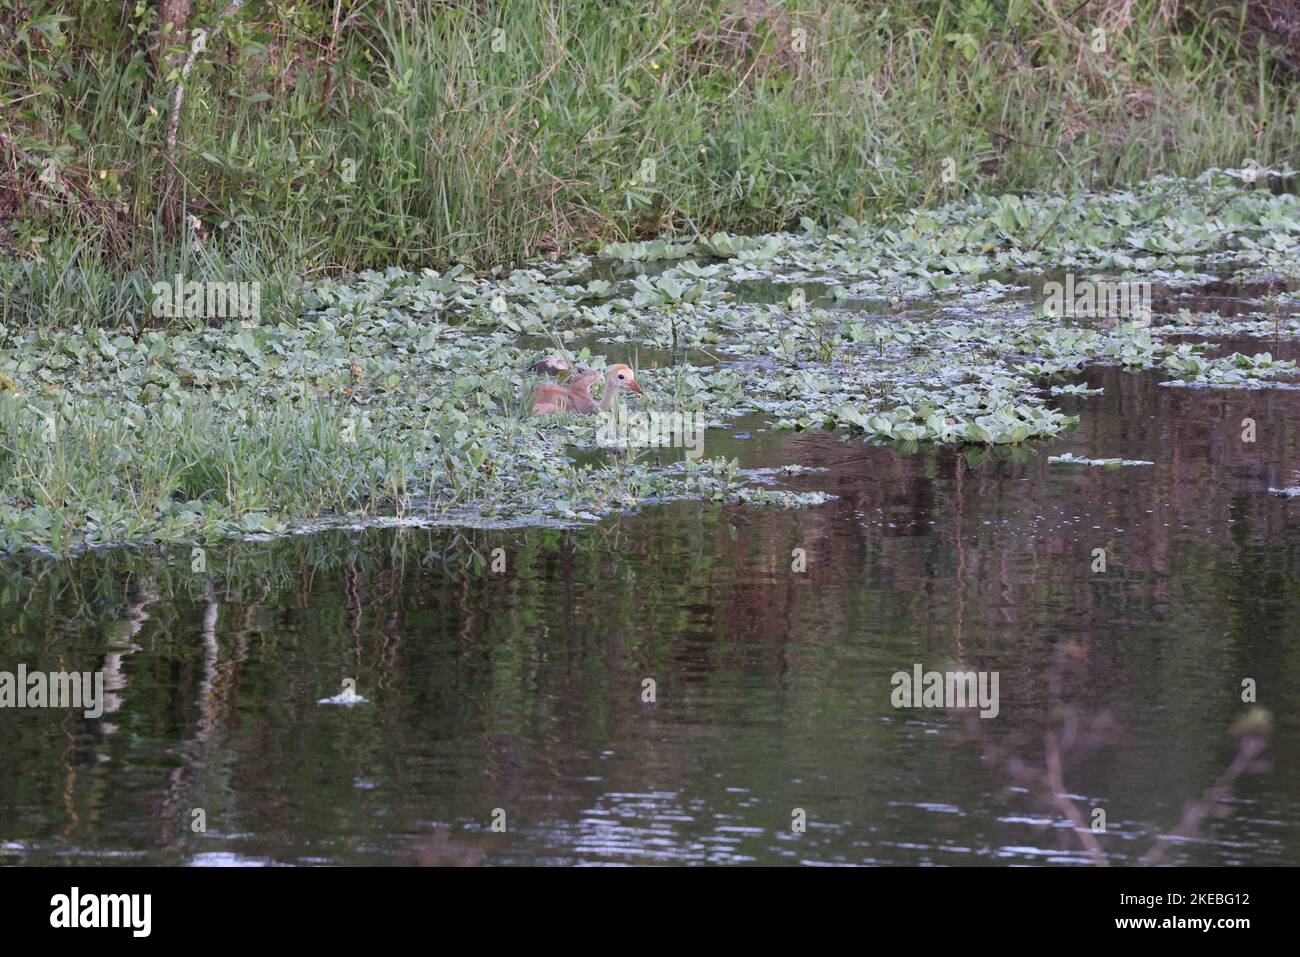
[3,0,1298,327]
[3,2,1300,554]
[3,170,1300,554]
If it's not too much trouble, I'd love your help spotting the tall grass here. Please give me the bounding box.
[0,390,414,553]
[2,0,1298,329]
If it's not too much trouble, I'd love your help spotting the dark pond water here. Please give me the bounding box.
[2,347,1297,865]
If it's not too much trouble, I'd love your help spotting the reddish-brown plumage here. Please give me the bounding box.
[530,366,600,415]
[528,364,643,416]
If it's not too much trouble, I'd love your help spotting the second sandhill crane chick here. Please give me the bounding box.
[530,366,600,415]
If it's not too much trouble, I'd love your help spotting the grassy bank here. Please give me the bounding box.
[3,0,1299,328]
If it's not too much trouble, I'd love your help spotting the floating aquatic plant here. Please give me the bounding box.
[1160,347,1299,388]
[1048,453,1155,467]
[5,173,1300,554]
